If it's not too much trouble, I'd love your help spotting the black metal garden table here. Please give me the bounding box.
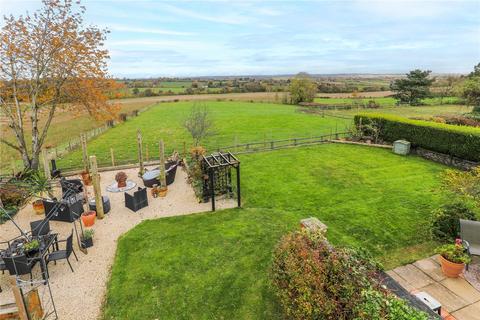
[2,233,58,281]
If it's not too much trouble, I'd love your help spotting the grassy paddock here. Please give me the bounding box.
[57,101,351,169]
[320,104,472,119]
[313,96,461,106]
[103,144,449,319]
[0,99,155,173]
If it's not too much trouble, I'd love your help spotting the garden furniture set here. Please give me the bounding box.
[141,161,178,188]
[125,187,149,212]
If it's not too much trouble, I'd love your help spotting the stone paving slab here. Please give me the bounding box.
[393,264,435,288]
[413,256,446,282]
[420,282,469,313]
[452,301,480,320]
[441,277,480,304]
[386,270,415,292]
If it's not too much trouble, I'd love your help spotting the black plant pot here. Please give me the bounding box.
[25,248,39,257]
[81,237,93,249]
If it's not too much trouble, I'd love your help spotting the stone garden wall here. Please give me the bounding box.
[413,147,478,171]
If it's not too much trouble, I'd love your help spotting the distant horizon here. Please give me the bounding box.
[114,71,467,80]
[1,0,479,77]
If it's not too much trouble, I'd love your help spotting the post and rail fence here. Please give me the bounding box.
[53,129,351,175]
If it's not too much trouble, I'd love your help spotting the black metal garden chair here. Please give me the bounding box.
[3,254,36,282]
[45,231,78,276]
[0,253,5,293]
[30,219,51,237]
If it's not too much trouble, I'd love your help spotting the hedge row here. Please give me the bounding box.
[354,113,480,162]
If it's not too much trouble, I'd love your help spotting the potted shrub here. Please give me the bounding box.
[27,171,53,215]
[115,171,128,188]
[81,210,96,227]
[81,229,94,249]
[23,239,40,255]
[81,170,92,186]
[436,239,471,278]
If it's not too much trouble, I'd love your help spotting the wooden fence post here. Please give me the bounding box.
[110,148,115,166]
[9,277,28,320]
[159,140,167,189]
[41,149,51,180]
[81,134,89,173]
[89,155,104,219]
[137,129,144,175]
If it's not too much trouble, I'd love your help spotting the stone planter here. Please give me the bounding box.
[438,255,465,278]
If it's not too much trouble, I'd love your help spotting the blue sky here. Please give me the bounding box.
[1,0,479,77]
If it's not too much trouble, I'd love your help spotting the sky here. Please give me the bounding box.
[1,0,479,78]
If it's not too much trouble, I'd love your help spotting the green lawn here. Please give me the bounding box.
[103,144,448,319]
[57,101,350,169]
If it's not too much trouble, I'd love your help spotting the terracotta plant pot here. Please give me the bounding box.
[158,186,168,197]
[81,171,92,186]
[438,255,465,278]
[81,211,96,227]
[32,199,45,215]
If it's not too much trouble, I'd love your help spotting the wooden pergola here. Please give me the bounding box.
[201,152,241,211]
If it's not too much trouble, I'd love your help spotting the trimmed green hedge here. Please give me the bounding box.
[354,113,480,162]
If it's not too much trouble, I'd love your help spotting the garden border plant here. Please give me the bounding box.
[271,228,429,320]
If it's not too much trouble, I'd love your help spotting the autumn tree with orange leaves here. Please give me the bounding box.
[0,0,120,170]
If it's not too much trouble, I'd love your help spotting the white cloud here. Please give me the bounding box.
[353,0,463,19]
[160,3,250,25]
[108,24,194,36]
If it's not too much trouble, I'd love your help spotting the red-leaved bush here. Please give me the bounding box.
[271,230,428,320]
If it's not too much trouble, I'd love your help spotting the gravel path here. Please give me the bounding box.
[0,166,235,319]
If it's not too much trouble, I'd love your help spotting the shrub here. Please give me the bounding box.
[355,289,428,320]
[442,115,480,127]
[366,100,380,109]
[442,167,480,203]
[271,229,428,320]
[430,201,477,242]
[435,240,471,264]
[354,113,480,161]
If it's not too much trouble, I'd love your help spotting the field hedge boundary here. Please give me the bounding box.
[354,113,480,162]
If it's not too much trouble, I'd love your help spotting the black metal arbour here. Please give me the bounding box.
[201,152,241,211]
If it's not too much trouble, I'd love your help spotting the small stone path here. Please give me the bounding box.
[388,255,480,320]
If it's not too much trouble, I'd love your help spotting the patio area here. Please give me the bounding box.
[387,255,480,320]
[0,165,236,320]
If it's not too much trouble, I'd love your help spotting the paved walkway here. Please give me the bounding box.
[387,255,480,320]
